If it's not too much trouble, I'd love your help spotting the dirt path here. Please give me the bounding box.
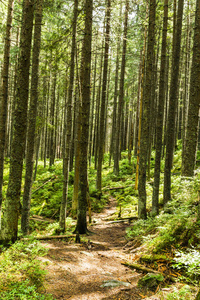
[41,198,144,299]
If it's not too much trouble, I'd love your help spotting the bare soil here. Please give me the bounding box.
[40,197,146,299]
[40,198,198,300]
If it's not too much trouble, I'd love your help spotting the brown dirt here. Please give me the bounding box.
[39,198,150,299]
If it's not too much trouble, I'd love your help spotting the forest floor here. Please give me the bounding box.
[39,197,196,300]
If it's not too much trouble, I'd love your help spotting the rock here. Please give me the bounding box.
[100,279,131,288]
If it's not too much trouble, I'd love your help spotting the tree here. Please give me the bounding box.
[21,0,43,235]
[182,0,200,177]
[163,0,184,205]
[113,0,129,175]
[96,0,111,191]
[0,0,35,244]
[152,0,169,216]
[138,0,156,219]
[75,0,93,234]
[0,0,14,228]
[59,0,78,231]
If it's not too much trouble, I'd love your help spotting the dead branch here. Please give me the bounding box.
[32,175,57,194]
[22,234,76,241]
[122,261,176,282]
[30,215,55,223]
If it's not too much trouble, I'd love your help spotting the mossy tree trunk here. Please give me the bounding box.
[109,2,122,166]
[163,0,184,205]
[76,0,93,234]
[0,0,14,228]
[0,0,35,244]
[21,0,43,235]
[113,0,129,175]
[59,0,78,232]
[152,0,169,216]
[138,0,156,219]
[182,0,200,176]
[96,0,111,191]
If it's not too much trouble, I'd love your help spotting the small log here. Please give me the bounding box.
[22,234,76,241]
[107,217,137,224]
[122,261,176,282]
[140,254,173,263]
[105,216,138,222]
[122,261,160,274]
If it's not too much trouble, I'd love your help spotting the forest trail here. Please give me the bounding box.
[40,197,144,300]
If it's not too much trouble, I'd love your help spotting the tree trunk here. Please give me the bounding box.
[96,0,111,191]
[152,0,169,216]
[0,0,34,244]
[59,0,78,231]
[49,72,57,167]
[0,0,14,228]
[163,0,184,205]
[109,2,122,165]
[138,0,156,219]
[113,0,129,175]
[182,0,200,176]
[75,0,93,234]
[21,0,43,235]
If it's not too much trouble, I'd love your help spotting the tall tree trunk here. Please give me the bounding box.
[113,0,129,175]
[163,0,184,205]
[109,1,122,165]
[75,0,93,234]
[182,0,192,163]
[21,0,43,235]
[182,0,200,176]
[0,0,14,228]
[96,0,111,191]
[135,3,148,190]
[152,0,168,216]
[49,72,57,167]
[59,0,78,231]
[138,0,156,219]
[0,0,34,244]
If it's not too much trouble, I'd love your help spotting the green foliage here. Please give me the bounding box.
[0,279,54,300]
[173,249,200,282]
[166,285,193,300]
[0,240,53,299]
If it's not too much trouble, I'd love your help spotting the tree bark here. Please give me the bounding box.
[138,0,156,219]
[21,0,43,235]
[0,0,34,244]
[75,0,93,234]
[96,0,111,191]
[113,0,129,175]
[182,0,200,176]
[59,0,78,231]
[163,0,184,204]
[0,0,14,228]
[152,0,169,216]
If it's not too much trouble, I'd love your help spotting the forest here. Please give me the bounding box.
[0,0,200,299]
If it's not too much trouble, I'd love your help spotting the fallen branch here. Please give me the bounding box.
[122,261,160,274]
[32,175,57,194]
[104,216,138,222]
[102,186,126,191]
[122,261,176,282]
[140,254,173,263]
[107,217,138,224]
[23,234,76,241]
[30,215,54,223]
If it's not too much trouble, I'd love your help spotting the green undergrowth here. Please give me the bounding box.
[0,240,54,299]
[126,149,200,284]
